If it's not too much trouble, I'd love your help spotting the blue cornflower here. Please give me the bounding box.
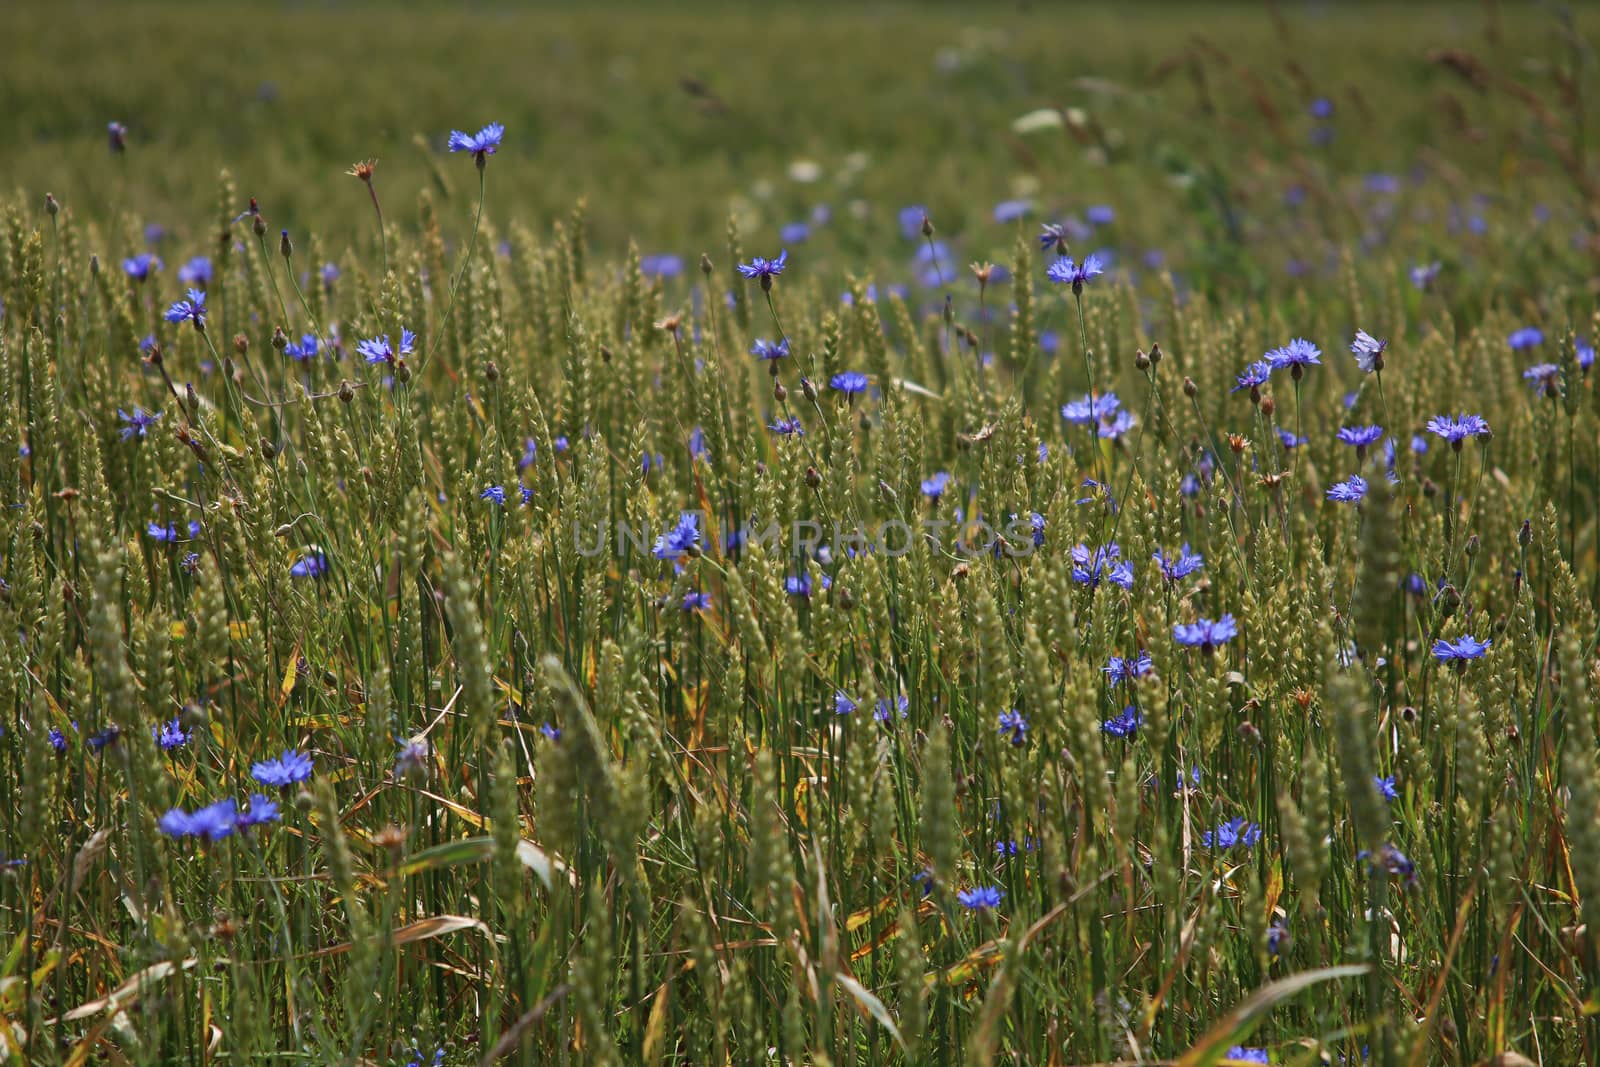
[874,695,908,722]
[957,886,1004,912]
[737,250,788,287]
[921,471,951,499]
[682,591,712,613]
[1153,545,1203,582]
[1326,475,1369,503]
[768,416,804,437]
[154,718,189,751]
[448,122,505,163]
[49,725,71,753]
[997,709,1029,746]
[147,520,200,543]
[780,222,810,244]
[177,257,212,286]
[1410,261,1442,290]
[1350,329,1387,373]
[540,723,561,741]
[1375,775,1398,802]
[1174,615,1238,651]
[912,869,934,897]
[160,799,239,841]
[252,748,313,788]
[1202,818,1261,850]
[1232,360,1273,394]
[641,451,665,475]
[1104,650,1154,686]
[108,120,128,152]
[1101,706,1142,738]
[518,438,538,470]
[785,574,815,598]
[1277,428,1306,449]
[480,485,505,506]
[1045,254,1105,292]
[122,253,161,281]
[1061,391,1121,425]
[356,328,415,365]
[1310,96,1334,118]
[899,205,929,240]
[163,288,207,328]
[404,1048,447,1067]
[554,436,569,453]
[1099,409,1136,440]
[689,426,709,460]
[830,371,869,395]
[1371,844,1418,885]
[1030,511,1046,547]
[1432,635,1490,663]
[1266,919,1289,958]
[1508,326,1543,351]
[1086,205,1115,226]
[237,793,282,829]
[834,691,858,715]
[1579,338,1595,371]
[320,262,340,288]
[1425,413,1490,447]
[1038,222,1071,255]
[1071,543,1134,590]
[1265,337,1322,377]
[289,552,328,579]
[1225,1049,1270,1064]
[1523,363,1562,393]
[993,198,1033,223]
[750,338,790,361]
[118,407,162,440]
[88,726,121,751]
[394,738,431,780]
[284,334,319,361]
[1336,425,1384,450]
[639,254,684,278]
[653,511,700,561]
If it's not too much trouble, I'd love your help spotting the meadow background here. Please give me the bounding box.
[2,1,1600,1064]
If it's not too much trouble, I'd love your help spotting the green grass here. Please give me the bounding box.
[2,2,1600,1065]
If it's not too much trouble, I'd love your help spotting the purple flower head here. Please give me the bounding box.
[1038,222,1072,255]
[768,416,805,437]
[830,371,869,395]
[780,222,810,244]
[289,552,328,579]
[1336,425,1385,450]
[1425,413,1490,445]
[872,695,908,722]
[177,257,212,286]
[154,718,189,751]
[238,794,282,829]
[1101,706,1142,738]
[688,426,708,460]
[899,205,929,240]
[997,709,1029,746]
[993,198,1033,223]
[1174,615,1238,651]
[1375,775,1398,802]
[653,511,701,561]
[88,726,121,751]
[1086,205,1115,226]
[1071,543,1134,590]
[1508,326,1543,351]
[118,407,162,441]
[160,799,239,841]
[320,262,340,288]
[1277,428,1306,450]
[1202,817,1261,850]
[108,121,128,152]
[1232,361,1273,394]
[1578,338,1595,371]
[394,738,431,779]
[833,691,859,716]
[639,254,683,278]
[518,438,538,470]
[1061,391,1121,425]
[1104,650,1154,686]
[447,122,505,162]
[1350,329,1387,373]
[920,471,951,499]
[1045,254,1105,291]
[480,485,506,507]
[957,885,1004,912]
[681,591,712,613]
[1309,97,1334,119]
[540,723,560,741]
[251,748,313,788]
[284,334,319,362]
[1523,363,1562,393]
[1029,511,1046,547]
[357,328,415,365]
[737,250,789,285]
[1410,260,1442,291]
[1326,475,1368,503]
[147,520,201,543]
[750,338,790,361]
[1226,1049,1270,1065]
[1432,635,1490,663]
[1153,545,1204,582]
[163,288,207,328]
[122,253,161,281]
[1265,337,1322,375]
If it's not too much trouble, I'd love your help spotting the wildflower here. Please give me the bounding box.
[540,723,561,741]
[1432,635,1490,663]
[1350,329,1387,373]
[1099,409,1136,440]
[912,869,934,897]
[993,198,1033,223]
[1265,337,1321,378]
[447,122,505,165]
[1507,326,1543,351]
[518,438,538,470]
[284,334,319,361]
[737,250,788,289]
[785,574,815,598]
[768,416,804,437]
[681,591,712,613]
[1409,261,1442,290]
[1578,338,1595,371]
[1071,544,1134,590]
[1029,511,1046,547]
[49,725,70,753]
[874,695,908,722]
[834,691,858,715]
[1104,650,1154,686]
[920,471,951,500]
[689,427,709,460]
[1326,475,1368,503]
[899,205,929,239]
[830,371,869,396]
[1277,428,1306,449]
[957,886,1004,912]
[252,748,313,788]
[641,451,665,475]
[163,288,207,329]
[1086,205,1115,226]
[750,337,790,361]
[1225,1049,1269,1064]
[1371,844,1418,885]
[160,799,238,841]
[1425,413,1490,449]
[108,121,128,152]
[177,257,212,286]
[237,794,282,829]
[554,436,569,452]
[1266,919,1289,958]
[357,328,415,365]
[122,253,161,281]
[1153,545,1204,582]
[1232,360,1273,395]
[147,521,201,543]
[1336,425,1384,451]
[997,709,1029,746]
[639,253,684,279]
[1045,254,1105,292]
[320,262,341,289]
[653,511,700,561]
[1174,615,1238,651]
[1375,775,1398,802]
[88,726,121,751]
[1039,222,1071,255]
[1523,363,1562,394]
[1061,391,1121,425]
[154,718,189,751]
[289,552,328,579]
[117,408,162,440]
[1102,706,1142,738]
[1201,817,1261,850]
